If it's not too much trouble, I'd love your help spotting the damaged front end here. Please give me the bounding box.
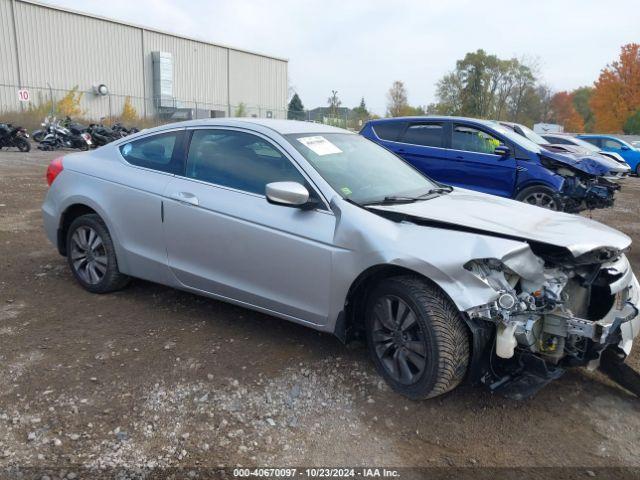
[540,156,619,213]
[464,244,640,398]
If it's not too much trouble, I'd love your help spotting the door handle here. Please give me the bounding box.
[170,191,199,206]
[396,148,406,153]
[455,155,464,160]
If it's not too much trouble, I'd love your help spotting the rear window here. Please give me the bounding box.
[400,123,444,147]
[371,122,405,141]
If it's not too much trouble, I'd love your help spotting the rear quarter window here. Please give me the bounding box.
[120,131,182,174]
[372,122,405,142]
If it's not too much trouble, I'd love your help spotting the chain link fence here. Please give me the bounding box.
[0,83,369,133]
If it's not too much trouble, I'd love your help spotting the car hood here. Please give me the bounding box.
[368,189,631,257]
[540,147,622,174]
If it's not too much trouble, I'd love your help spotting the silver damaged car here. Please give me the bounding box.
[42,119,640,399]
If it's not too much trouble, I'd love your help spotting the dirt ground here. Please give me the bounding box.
[1,148,640,475]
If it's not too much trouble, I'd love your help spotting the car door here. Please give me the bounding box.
[391,121,453,183]
[109,129,185,284]
[162,127,337,326]
[447,123,517,197]
[600,137,627,156]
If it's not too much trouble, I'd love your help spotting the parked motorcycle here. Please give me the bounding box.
[87,121,121,147]
[111,122,140,138]
[0,123,31,152]
[38,117,92,151]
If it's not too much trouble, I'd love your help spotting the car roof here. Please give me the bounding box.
[367,116,503,130]
[138,118,351,136]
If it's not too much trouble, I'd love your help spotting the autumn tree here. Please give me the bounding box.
[550,91,585,132]
[386,81,408,117]
[57,86,85,117]
[121,96,138,123]
[590,43,640,132]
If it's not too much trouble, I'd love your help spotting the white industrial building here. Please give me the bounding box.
[0,0,289,120]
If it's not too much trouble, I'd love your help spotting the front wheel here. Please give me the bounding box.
[66,214,130,293]
[15,137,30,152]
[515,185,561,211]
[365,276,470,399]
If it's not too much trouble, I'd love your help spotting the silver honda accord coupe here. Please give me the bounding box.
[42,119,640,399]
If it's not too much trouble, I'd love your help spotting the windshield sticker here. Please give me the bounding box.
[297,136,342,156]
[341,187,352,196]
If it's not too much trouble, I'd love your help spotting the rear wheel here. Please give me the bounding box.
[636,164,640,177]
[515,185,560,210]
[66,214,129,293]
[15,137,30,152]
[365,276,470,399]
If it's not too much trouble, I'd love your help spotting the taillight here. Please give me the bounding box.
[46,157,64,186]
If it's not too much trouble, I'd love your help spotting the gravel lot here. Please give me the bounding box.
[1,148,640,475]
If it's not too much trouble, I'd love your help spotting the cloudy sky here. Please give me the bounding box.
[45,0,639,115]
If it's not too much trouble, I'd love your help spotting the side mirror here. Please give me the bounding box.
[494,145,510,156]
[266,181,311,208]
[620,145,629,151]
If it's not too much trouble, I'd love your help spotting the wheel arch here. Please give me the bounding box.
[56,200,124,268]
[513,179,562,198]
[337,264,469,341]
[336,263,487,385]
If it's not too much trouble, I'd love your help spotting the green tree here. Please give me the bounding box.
[432,50,540,122]
[351,97,370,128]
[234,102,247,117]
[572,86,594,132]
[623,109,640,134]
[287,93,305,121]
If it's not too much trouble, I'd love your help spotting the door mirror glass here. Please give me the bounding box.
[494,145,511,156]
[266,182,310,207]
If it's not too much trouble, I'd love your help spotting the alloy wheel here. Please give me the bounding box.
[371,295,427,385]
[70,226,108,285]
[522,191,558,210]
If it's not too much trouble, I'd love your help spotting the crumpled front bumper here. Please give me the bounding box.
[561,177,618,213]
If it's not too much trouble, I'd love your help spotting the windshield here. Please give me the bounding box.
[489,123,543,153]
[285,133,438,204]
[517,124,548,145]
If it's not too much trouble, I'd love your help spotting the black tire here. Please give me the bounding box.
[365,276,470,399]
[15,137,30,152]
[515,185,561,210]
[66,214,130,293]
[636,164,640,177]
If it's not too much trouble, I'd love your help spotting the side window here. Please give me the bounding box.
[120,131,181,174]
[400,123,444,147]
[603,138,623,149]
[186,129,307,195]
[581,137,601,148]
[372,122,405,142]
[452,124,501,154]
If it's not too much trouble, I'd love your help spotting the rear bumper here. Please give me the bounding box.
[41,190,60,250]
